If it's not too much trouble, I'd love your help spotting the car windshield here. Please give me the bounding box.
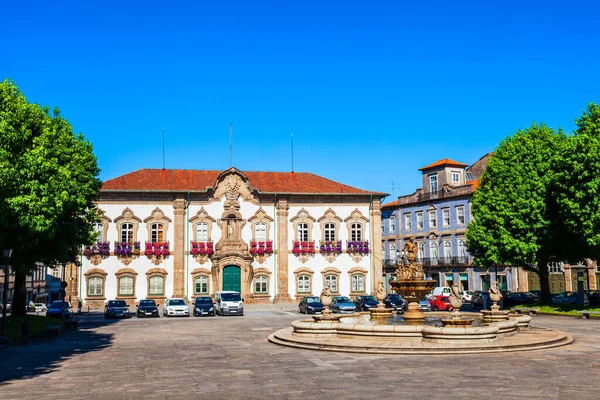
[306,297,320,303]
[335,297,352,303]
[222,293,241,301]
[50,301,63,307]
[195,298,212,304]
[388,294,401,302]
[139,300,156,306]
[363,296,377,302]
[108,300,127,307]
[169,299,186,306]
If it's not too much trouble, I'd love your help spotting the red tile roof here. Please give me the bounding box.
[467,179,479,191]
[381,199,399,209]
[418,158,468,171]
[101,169,385,196]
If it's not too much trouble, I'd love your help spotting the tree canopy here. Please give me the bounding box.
[466,123,565,303]
[0,79,102,316]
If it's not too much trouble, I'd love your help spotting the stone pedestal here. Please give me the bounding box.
[369,305,393,318]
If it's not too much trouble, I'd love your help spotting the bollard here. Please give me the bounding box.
[21,319,30,344]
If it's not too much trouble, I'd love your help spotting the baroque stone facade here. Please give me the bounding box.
[79,167,386,307]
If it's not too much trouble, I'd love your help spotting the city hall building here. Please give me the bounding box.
[79,167,385,308]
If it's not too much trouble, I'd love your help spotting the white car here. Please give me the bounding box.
[462,291,473,303]
[163,298,189,317]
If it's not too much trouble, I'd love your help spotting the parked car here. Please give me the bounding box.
[298,296,324,314]
[330,296,356,314]
[193,296,215,317]
[385,294,407,312]
[418,298,432,312]
[163,298,190,317]
[214,291,244,316]
[429,295,452,311]
[503,292,539,308]
[528,290,542,297]
[104,300,131,319]
[136,299,159,318]
[584,290,600,306]
[353,295,379,311]
[552,292,589,306]
[28,302,47,313]
[471,291,491,309]
[462,291,473,303]
[0,300,12,313]
[46,300,72,319]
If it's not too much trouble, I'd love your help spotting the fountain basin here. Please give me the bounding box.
[271,311,572,354]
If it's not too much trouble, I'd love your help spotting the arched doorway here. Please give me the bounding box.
[223,265,241,292]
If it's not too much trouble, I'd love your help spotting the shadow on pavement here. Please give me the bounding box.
[0,319,116,385]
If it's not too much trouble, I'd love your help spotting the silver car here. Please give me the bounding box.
[163,298,190,317]
[419,298,432,312]
[330,296,356,314]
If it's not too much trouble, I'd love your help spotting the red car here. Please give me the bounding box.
[429,295,453,311]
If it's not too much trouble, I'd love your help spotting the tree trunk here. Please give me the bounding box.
[11,269,27,317]
[538,257,552,305]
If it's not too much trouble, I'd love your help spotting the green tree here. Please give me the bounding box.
[0,79,102,316]
[554,103,600,262]
[466,123,565,304]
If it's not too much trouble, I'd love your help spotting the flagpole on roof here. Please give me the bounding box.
[291,133,294,173]
[230,123,233,167]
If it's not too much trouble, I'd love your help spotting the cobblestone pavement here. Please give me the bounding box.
[1,309,599,400]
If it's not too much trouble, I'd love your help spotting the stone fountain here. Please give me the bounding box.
[440,283,474,326]
[369,280,393,318]
[389,237,435,320]
[480,281,510,323]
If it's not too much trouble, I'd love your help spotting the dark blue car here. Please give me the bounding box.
[298,296,324,314]
[136,299,159,318]
[353,295,379,311]
[193,296,215,316]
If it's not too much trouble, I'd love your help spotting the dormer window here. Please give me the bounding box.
[452,172,460,184]
[429,174,438,192]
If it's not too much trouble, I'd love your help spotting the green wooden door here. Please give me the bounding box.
[549,274,565,294]
[527,272,541,291]
[223,265,241,292]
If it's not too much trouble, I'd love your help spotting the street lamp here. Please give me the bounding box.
[1,248,14,338]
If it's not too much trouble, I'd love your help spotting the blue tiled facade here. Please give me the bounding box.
[381,156,517,292]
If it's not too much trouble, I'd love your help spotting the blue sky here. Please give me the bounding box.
[2,1,599,201]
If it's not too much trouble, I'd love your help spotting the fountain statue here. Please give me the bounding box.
[481,281,509,322]
[369,280,393,318]
[389,236,435,320]
[440,283,474,326]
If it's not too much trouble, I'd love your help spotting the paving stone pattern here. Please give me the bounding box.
[0,309,599,400]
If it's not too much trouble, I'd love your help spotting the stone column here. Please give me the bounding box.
[370,199,383,291]
[588,261,597,290]
[518,267,529,292]
[274,198,292,302]
[564,265,573,292]
[173,199,187,298]
[67,262,79,305]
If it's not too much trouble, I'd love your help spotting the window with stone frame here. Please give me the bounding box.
[443,240,452,261]
[324,223,336,241]
[452,171,460,183]
[429,241,439,262]
[456,206,465,225]
[121,223,134,243]
[404,213,411,231]
[325,274,338,292]
[88,276,103,296]
[148,275,164,296]
[151,223,164,243]
[457,239,467,258]
[417,242,425,261]
[389,243,397,258]
[196,222,209,241]
[194,276,209,294]
[297,275,311,293]
[429,210,437,229]
[350,223,362,241]
[416,211,424,230]
[549,262,564,274]
[389,215,396,233]
[351,274,365,292]
[297,223,309,242]
[442,208,450,227]
[119,276,134,296]
[93,222,104,242]
[254,222,267,241]
[254,275,268,294]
